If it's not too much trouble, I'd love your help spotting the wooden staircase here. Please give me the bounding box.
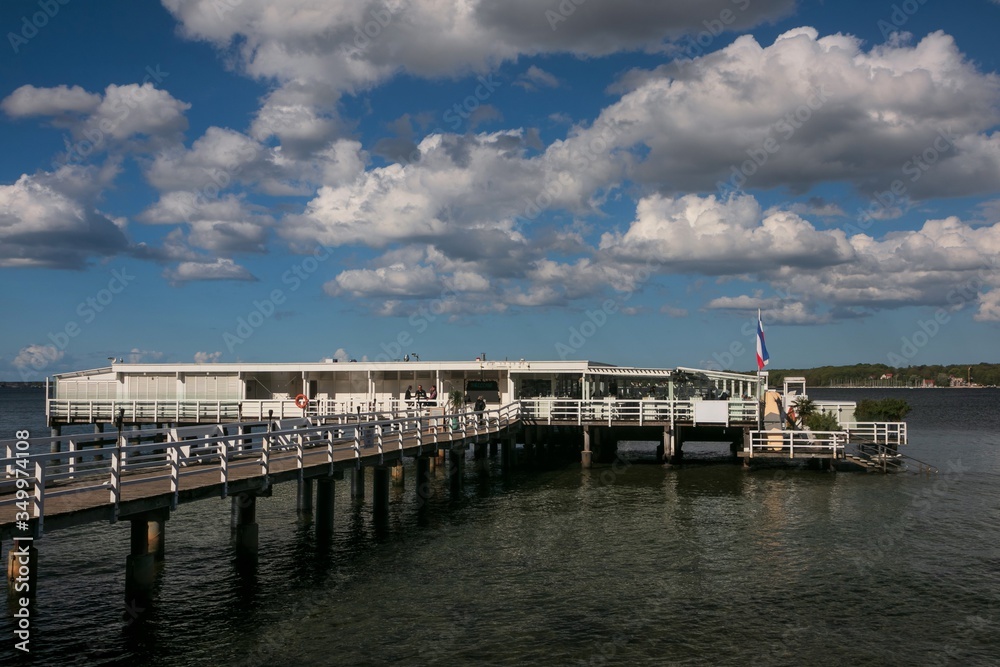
[845,441,936,473]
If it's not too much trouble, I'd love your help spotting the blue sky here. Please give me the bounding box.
[2,0,1000,380]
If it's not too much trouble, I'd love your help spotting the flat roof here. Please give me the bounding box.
[54,359,762,382]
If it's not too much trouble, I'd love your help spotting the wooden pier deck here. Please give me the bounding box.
[1,408,518,540]
[1,401,910,540]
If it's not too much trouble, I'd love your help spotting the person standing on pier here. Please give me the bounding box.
[416,384,426,409]
[474,395,486,424]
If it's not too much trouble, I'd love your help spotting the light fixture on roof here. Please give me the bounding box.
[410,353,419,361]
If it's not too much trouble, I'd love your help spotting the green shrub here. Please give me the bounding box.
[792,396,817,419]
[804,412,841,431]
[855,398,911,421]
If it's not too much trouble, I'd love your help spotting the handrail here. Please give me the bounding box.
[853,441,936,473]
[517,398,758,425]
[0,403,522,537]
[748,430,846,458]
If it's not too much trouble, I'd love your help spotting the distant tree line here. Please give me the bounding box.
[764,363,1000,388]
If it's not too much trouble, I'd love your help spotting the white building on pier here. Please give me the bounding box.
[47,359,764,426]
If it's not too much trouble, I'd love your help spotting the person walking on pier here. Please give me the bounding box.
[474,395,486,425]
[416,384,426,409]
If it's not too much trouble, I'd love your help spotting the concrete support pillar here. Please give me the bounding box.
[473,441,489,477]
[372,467,390,526]
[662,427,674,464]
[297,477,314,515]
[315,478,335,536]
[415,455,431,509]
[436,447,447,468]
[232,494,258,558]
[489,440,499,457]
[523,425,535,468]
[582,426,592,468]
[501,437,513,473]
[428,454,437,473]
[125,511,168,611]
[391,461,405,487]
[449,448,464,497]
[147,513,166,561]
[351,467,365,501]
[6,538,38,599]
[743,430,752,469]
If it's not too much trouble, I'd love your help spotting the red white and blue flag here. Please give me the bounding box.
[756,309,770,371]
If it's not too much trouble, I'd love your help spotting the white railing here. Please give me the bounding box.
[47,399,242,424]
[1,403,522,536]
[841,422,908,446]
[812,401,857,424]
[748,430,847,458]
[518,398,759,426]
[47,397,442,423]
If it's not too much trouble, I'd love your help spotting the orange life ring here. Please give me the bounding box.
[295,394,309,409]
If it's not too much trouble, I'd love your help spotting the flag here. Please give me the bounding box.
[756,309,770,370]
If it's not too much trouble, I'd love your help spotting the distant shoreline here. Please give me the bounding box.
[816,385,996,390]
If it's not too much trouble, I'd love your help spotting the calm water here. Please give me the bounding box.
[1,387,998,666]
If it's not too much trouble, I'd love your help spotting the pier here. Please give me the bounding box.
[3,359,910,614]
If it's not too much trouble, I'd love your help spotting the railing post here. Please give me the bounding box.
[220,436,229,498]
[33,459,45,535]
[68,438,76,477]
[296,431,304,475]
[109,434,123,521]
[169,444,179,510]
[261,412,273,480]
[326,429,335,476]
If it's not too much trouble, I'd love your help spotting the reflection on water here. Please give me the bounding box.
[0,388,998,665]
